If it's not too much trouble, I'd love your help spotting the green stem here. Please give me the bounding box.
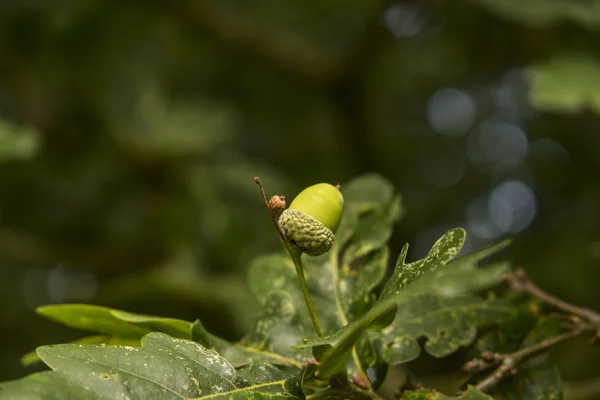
[287,245,324,337]
[254,177,324,337]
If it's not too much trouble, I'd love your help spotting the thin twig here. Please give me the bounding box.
[464,268,600,394]
[254,177,289,245]
[469,324,591,393]
[506,269,600,326]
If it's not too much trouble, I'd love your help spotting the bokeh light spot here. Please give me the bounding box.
[488,180,537,233]
[383,4,428,38]
[427,88,476,137]
[467,119,529,167]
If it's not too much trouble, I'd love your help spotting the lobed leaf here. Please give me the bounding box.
[377,296,513,364]
[373,238,513,364]
[1,333,303,400]
[412,239,511,297]
[380,227,467,300]
[296,229,513,378]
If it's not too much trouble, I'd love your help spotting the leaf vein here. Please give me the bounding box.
[186,379,286,400]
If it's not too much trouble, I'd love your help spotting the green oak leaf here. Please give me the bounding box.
[20,304,195,366]
[21,336,141,367]
[1,333,302,400]
[248,174,402,378]
[28,299,309,371]
[21,304,194,366]
[36,304,192,338]
[380,227,467,300]
[0,371,89,400]
[377,295,512,364]
[296,229,513,378]
[400,386,493,399]
[374,238,513,364]
[409,239,511,296]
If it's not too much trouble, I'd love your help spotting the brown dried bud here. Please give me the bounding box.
[351,373,369,389]
[268,195,286,215]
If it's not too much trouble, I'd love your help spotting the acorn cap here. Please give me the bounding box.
[278,183,344,256]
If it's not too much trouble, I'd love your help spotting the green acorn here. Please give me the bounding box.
[278,183,344,256]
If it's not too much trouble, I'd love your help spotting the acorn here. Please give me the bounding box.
[278,183,344,256]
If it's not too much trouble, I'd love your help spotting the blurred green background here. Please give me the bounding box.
[1,0,600,398]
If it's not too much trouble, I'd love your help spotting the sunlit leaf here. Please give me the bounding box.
[1,333,302,400]
[413,251,510,298]
[22,305,194,367]
[380,228,467,300]
[21,336,140,367]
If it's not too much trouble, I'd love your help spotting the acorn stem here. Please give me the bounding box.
[288,246,324,337]
[254,176,324,337]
